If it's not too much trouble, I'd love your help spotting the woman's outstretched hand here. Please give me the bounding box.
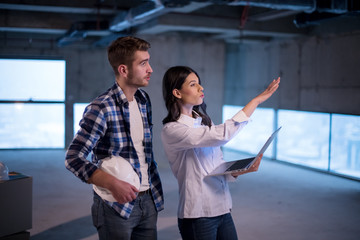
[242,77,280,118]
[255,77,280,105]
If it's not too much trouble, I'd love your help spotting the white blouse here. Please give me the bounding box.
[161,110,249,219]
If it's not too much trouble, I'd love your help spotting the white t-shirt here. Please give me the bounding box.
[129,99,150,191]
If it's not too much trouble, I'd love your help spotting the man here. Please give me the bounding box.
[65,36,164,240]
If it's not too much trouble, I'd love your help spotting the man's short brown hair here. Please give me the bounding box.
[107,36,151,75]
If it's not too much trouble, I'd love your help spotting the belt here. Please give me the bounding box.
[137,188,151,197]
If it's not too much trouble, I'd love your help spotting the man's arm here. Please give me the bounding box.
[66,102,138,203]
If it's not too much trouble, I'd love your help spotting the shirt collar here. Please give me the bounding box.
[112,82,147,105]
[178,113,203,128]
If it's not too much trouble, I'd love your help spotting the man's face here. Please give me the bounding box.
[126,50,153,88]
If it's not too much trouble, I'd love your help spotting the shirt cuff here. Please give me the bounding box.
[232,110,250,123]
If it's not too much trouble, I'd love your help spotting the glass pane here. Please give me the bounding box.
[222,105,275,158]
[0,59,65,101]
[73,103,89,136]
[0,103,64,148]
[330,114,360,179]
[277,110,330,170]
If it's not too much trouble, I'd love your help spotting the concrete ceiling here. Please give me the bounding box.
[0,0,359,48]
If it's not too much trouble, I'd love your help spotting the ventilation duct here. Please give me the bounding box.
[294,0,360,27]
[57,21,109,46]
[109,0,165,32]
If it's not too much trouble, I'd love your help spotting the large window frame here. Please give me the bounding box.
[0,57,66,149]
[222,105,360,181]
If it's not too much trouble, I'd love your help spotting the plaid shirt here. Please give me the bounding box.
[65,82,164,219]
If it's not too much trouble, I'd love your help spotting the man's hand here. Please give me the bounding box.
[109,179,139,204]
[88,169,139,204]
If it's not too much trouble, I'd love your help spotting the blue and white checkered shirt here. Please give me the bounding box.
[65,82,164,219]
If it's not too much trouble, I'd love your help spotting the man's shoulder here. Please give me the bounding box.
[94,84,117,103]
[84,85,117,114]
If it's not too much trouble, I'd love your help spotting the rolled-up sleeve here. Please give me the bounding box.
[232,110,250,123]
[65,105,106,183]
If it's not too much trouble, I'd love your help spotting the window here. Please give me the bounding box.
[222,105,275,158]
[0,103,64,148]
[222,105,360,181]
[330,114,360,179]
[73,103,89,136]
[0,58,66,149]
[277,110,330,170]
[0,59,65,101]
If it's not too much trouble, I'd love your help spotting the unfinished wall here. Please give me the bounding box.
[0,35,225,167]
[225,32,360,115]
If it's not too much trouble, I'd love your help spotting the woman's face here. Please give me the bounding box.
[174,72,204,108]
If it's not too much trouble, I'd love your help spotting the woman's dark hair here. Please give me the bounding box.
[162,66,212,127]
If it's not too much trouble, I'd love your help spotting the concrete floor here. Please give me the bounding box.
[1,149,360,240]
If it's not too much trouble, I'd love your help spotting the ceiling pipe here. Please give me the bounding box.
[0,3,116,14]
[57,21,109,46]
[57,0,359,47]
[219,0,358,28]
[293,0,360,28]
[223,0,316,13]
[57,0,167,46]
[109,0,166,32]
[109,0,213,32]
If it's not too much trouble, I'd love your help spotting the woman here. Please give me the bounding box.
[161,66,280,240]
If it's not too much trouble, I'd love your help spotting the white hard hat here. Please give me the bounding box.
[93,156,140,202]
[0,162,9,181]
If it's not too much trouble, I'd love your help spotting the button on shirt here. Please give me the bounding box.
[161,110,249,219]
[65,82,164,219]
